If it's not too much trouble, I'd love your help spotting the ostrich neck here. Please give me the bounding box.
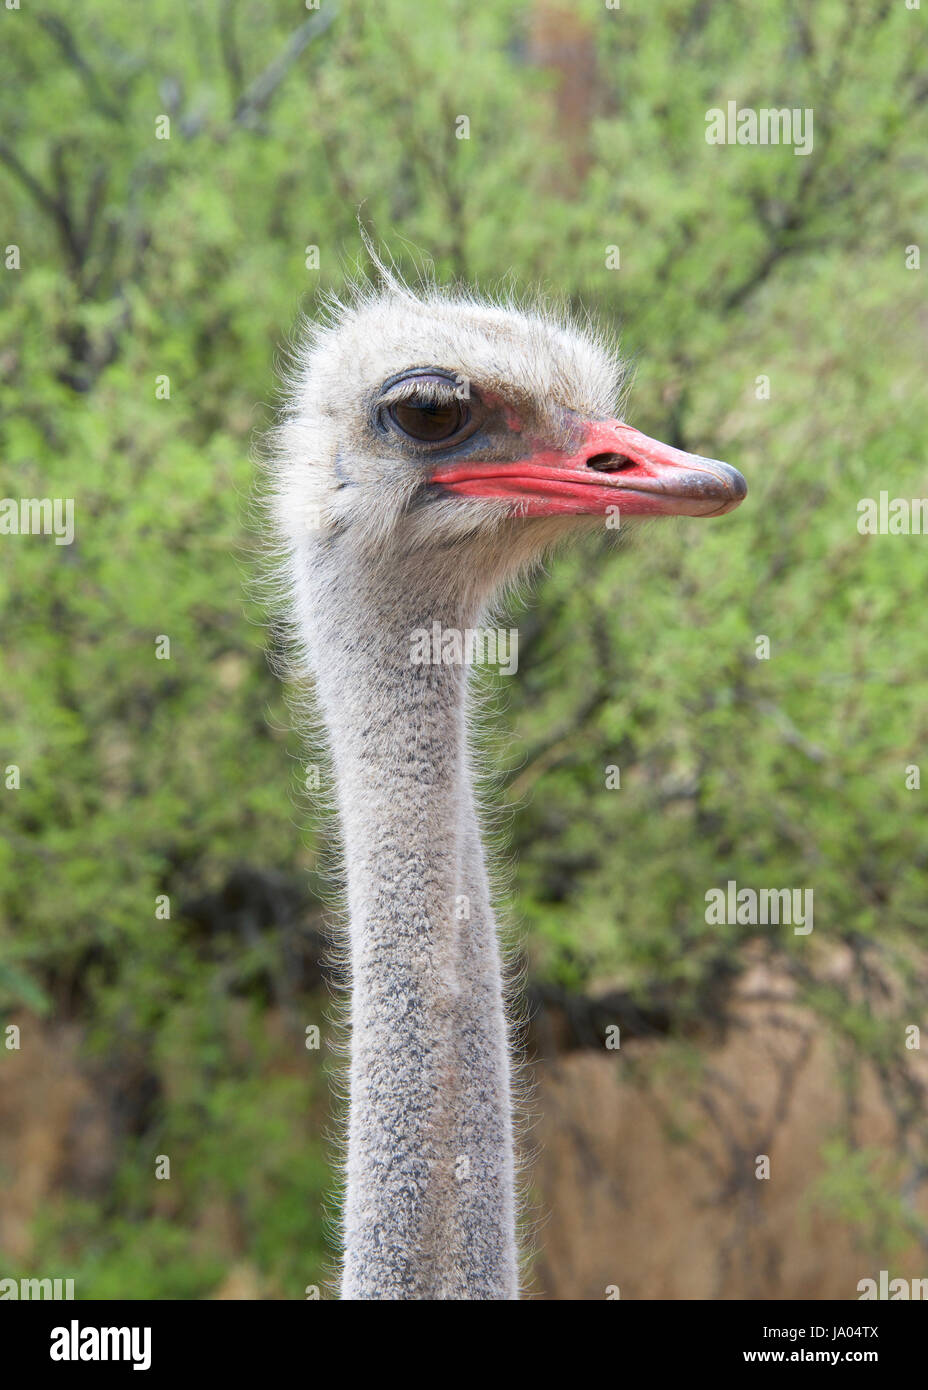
[307,550,518,1299]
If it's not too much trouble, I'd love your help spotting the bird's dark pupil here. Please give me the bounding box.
[392,399,462,441]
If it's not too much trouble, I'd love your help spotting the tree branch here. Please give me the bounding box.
[233,8,336,126]
[37,13,122,122]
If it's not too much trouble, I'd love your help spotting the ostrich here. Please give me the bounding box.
[267,268,746,1300]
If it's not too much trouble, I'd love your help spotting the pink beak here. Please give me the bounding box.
[431,419,747,519]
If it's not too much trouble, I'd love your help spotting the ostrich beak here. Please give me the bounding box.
[431,419,747,519]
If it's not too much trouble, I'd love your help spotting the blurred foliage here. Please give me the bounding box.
[1,0,926,1295]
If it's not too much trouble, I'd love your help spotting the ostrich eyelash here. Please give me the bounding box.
[375,372,470,411]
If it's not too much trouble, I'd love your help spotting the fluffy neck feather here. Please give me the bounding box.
[302,541,518,1299]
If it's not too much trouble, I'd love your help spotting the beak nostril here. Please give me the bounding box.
[586,452,636,472]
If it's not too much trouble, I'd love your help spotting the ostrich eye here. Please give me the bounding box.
[388,398,469,443]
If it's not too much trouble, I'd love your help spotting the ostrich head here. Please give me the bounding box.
[273,276,746,607]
